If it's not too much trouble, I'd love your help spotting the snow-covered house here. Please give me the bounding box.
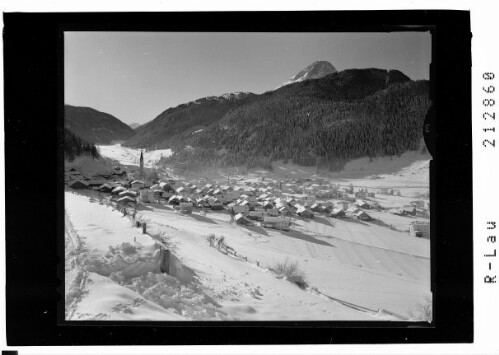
[117,195,136,204]
[196,198,210,208]
[258,193,269,201]
[248,211,265,221]
[111,186,126,195]
[231,205,250,215]
[403,206,417,216]
[208,199,224,210]
[347,206,361,214]
[68,180,89,190]
[354,210,372,221]
[296,205,314,219]
[356,200,371,209]
[266,208,280,217]
[235,213,253,226]
[131,180,145,189]
[279,206,293,216]
[261,201,274,210]
[98,184,113,193]
[175,186,185,194]
[140,189,156,203]
[410,200,425,208]
[119,190,138,198]
[330,208,346,218]
[169,195,187,205]
[178,202,194,214]
[262,216,290,231]
[410,221,430,238]
[310,203,325,213]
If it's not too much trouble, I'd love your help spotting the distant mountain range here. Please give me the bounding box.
[129,122,142,129]
[65,61,430,172]
[64,105,136,144]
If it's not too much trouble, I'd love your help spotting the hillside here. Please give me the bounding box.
[123,92,256,149]
[158,68,429,172]
[129,122,141,129]
[63,128,100,162]
[65,105,136,144]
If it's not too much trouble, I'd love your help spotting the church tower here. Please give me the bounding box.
[139,150,144,179]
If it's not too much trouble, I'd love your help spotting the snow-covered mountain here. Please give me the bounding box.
[129,122,141,129]
[276,60,337,89]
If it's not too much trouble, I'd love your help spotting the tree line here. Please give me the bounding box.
[64,128,100,161]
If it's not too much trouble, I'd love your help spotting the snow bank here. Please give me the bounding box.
[83,242,162,279]
[114,271,230,320]
[71,271,183,321]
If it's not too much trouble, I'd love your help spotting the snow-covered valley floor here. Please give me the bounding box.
[65,190,430,321]
[97,144,172,168]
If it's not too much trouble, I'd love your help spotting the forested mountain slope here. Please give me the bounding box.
[124,92,256,149]
[65,105,136,144]
[156,69,429,171]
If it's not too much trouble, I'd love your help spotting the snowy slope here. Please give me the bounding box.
[66,192,411,321]
[137,202,430,318]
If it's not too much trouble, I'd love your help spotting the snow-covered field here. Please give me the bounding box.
[271,150,431,197]
[97,144,172,168]
[65,192,430,321]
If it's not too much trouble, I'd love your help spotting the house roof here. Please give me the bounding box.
[355,210,370,217]
[117,196,136,203]
[68,180,89,187]
[331,208,345,215]
[296,206,313,214]
[235,213,252,223]
[119,190,137,196]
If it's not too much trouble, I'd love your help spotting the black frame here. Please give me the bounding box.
[4,10,472,345]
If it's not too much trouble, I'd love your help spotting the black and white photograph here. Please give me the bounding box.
[63,31,433,321]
